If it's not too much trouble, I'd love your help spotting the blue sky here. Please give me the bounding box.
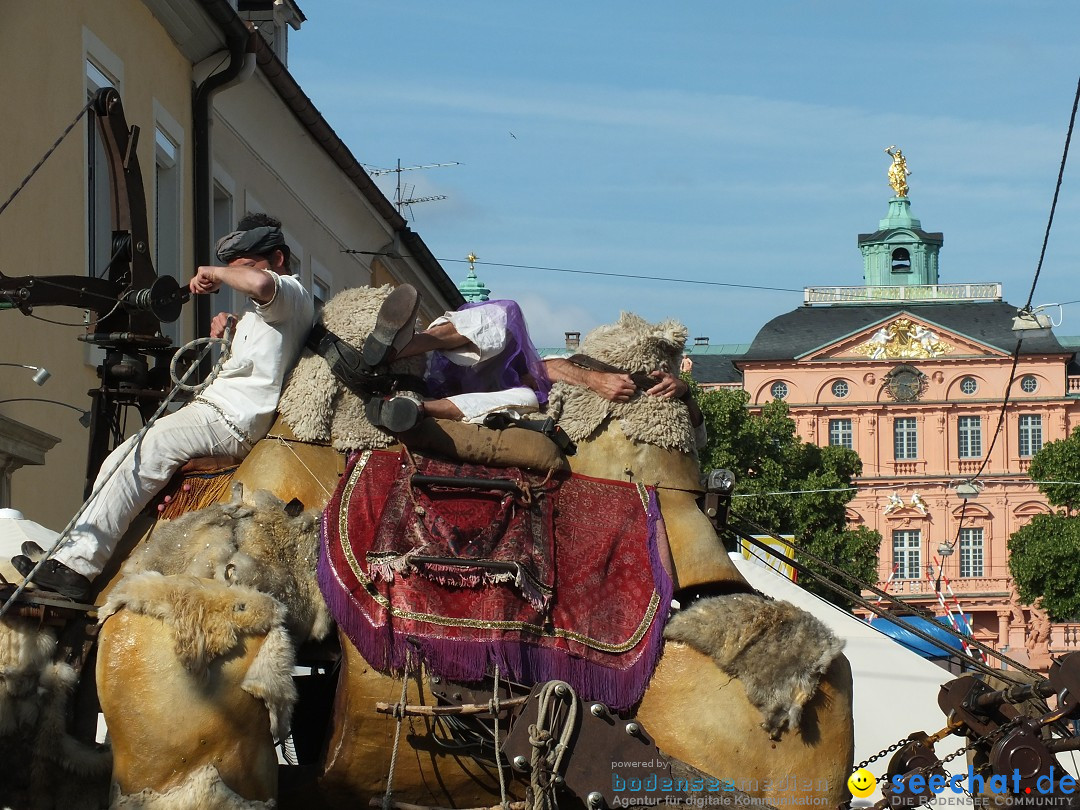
[288,1,1080,347]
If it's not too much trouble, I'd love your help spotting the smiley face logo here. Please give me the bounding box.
[847,768,876,798]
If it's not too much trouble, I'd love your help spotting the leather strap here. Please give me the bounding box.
[565,353,656,391]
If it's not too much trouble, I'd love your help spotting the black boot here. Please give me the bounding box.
[366,394,424,432]
[11,555,92,602]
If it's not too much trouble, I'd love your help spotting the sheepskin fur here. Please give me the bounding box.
[663,592,845,739]
[110,763,275,809]
[277,285,426,451]
[547,312,696,453]
[123,485,331,644]
[0,619,111,809]
[100,572,297,740]
[0,617,58,736]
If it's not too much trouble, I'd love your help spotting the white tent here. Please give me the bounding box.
[0,507,59,565]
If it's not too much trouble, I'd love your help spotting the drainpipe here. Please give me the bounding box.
[192,30,257,340]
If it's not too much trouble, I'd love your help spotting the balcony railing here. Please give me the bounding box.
[892,461,926,475]
[957,460,982,475]
[804,283,1002,306]
[1069,376,1080,395]
[1052,624,1080,651]
[882,577,1012,596]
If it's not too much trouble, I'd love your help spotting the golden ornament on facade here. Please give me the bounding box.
[854,318,952,359]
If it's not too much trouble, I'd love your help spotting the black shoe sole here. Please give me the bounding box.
[366,396,423,433]
[11,554,92,601]
[362,285,420,367]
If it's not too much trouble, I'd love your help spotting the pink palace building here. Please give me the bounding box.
[685,180,1080,672]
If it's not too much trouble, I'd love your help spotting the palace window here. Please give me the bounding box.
[892,530,922,580]
[960,377,978,395]
[1018,414,1043,457]
[770,381,788,400]
[894,417,918,460]
[958,416,982,458]
[1020,375,1039,394]
[959,528,984,578]
[831,380,849,399]
[828,419,853,449]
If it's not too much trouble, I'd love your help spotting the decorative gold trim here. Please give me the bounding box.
[853,318,952,360]
[334,453,661,654]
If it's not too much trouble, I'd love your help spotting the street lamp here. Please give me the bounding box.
[0,398,91,427]
[0,363,50,385]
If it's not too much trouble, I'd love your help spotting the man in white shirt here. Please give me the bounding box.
[13,214,315,600]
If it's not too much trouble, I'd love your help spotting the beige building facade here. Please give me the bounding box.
[0,1,462,527]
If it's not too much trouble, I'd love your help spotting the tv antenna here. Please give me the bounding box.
[365,159,461,220]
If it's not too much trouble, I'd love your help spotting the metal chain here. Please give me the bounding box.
[938,716,1024,770]
[854,736,916,776]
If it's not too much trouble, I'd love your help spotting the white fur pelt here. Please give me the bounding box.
[663,592,845,739]
[277,285,426,451]
[110,763,275,809]
[547,312,696,453]
[122,485,331,644]
[0,619,111,809]
[100,572,297,741]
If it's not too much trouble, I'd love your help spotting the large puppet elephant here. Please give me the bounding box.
[90,288,854,809]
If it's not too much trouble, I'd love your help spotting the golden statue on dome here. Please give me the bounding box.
[885,145,910,198]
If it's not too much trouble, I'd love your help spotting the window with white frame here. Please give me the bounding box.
[958,528,984,578]
[828,418,853,449]
[958,416,982,458]
[894,417,918,460]
[86,59,115,279]
[1018,414,1043,458]
[892,530,922,580]
[212,181,243,316]
[770,381,788,400]
[312,276,330,311]
[154,125,181,343]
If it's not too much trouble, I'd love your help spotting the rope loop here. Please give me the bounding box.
[170,319,235,393]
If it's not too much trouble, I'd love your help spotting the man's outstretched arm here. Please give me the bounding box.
[544,357,636,402]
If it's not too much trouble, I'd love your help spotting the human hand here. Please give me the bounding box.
[210,312,237,339]
[190,265,224,295]
[589,371,637,402]
[645,370,687,399]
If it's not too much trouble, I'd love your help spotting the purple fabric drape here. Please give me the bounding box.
[425,300,551,404]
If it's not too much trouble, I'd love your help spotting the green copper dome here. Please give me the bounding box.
[458,253,490,302]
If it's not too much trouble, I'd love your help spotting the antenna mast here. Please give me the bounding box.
[366,159,461,220]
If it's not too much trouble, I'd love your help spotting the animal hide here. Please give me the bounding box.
[100,572,297,740]
[110,763,275,809]
[663,592,845,739]
[547,312,696,453]
[277,285,426,451]
[123,486,331,644]
[0,619,111,809]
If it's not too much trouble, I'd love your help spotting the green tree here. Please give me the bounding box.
[1007,426,1080,620]
[693,383,881,609]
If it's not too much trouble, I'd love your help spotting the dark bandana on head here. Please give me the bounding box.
[215,226,286,263]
